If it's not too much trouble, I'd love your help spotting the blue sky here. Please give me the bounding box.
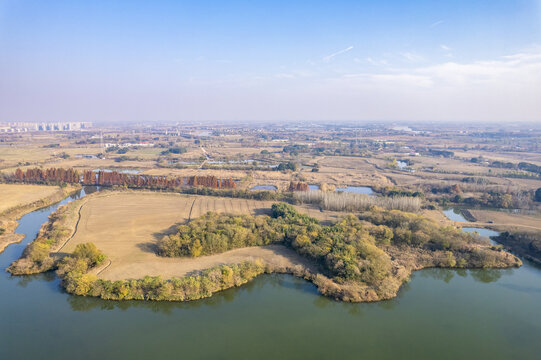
[0,0,540,123]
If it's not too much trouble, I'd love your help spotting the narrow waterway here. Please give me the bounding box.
[1,189,541,359]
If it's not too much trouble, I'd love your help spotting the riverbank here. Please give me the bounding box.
[492,231,541,265]
[0,184,81,254]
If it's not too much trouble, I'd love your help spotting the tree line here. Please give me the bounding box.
[7,167,236,190]
[14,167,79,183]
[288,181,309,191]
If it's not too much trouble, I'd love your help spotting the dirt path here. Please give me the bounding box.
[93,244,317,281]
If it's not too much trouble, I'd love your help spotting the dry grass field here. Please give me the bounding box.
[468,209,541,231]
[0,184,61,214]
[61,191,327,281]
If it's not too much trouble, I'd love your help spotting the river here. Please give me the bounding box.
[1,188,541,359]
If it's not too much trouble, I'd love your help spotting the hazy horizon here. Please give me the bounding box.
[1,0,540,123]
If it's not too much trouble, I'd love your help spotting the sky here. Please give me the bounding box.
[0,0,540,124]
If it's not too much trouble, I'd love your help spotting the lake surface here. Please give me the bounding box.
[1,189,541,359]
[335,186,374,195]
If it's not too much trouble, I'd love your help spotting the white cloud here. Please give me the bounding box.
[323,46,353,62]
[430,20,444,28]
[440,44,451,51]
[400,52,424,62]
[323,51,541,121]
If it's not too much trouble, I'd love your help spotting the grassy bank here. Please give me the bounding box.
[0,184,81,254]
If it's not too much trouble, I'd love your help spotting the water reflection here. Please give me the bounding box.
[469,269,503,283]
[14,271,57,288]
[376,298,397,311]
[419,267,511,284]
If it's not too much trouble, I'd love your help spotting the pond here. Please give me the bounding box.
[250,185,277,191]
[1,190,541,359]
[335,186,374,195]
[443,207,470,222]
[308,184,320,191]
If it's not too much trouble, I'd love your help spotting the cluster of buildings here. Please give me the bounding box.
[0,122,92,133]
[104,142,155,148]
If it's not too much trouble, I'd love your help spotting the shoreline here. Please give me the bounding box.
[62,242,521,303]
[0,184,81,254]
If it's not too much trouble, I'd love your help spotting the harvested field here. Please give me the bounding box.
[60,191,320,280]
[0,184,60,214]
[467,209,541,231]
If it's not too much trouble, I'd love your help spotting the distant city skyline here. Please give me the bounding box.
[0,0,540,123]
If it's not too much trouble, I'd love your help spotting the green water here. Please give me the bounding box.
[1,190,541,360]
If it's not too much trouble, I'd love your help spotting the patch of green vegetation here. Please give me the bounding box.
[161,147,187,155]
[276,162,297,171]
[535,188,541,202]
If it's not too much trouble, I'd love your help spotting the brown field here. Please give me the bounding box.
[0,184,62,214]
[468,209,541,231]
[423,208,541,237]
[60,192,327,281]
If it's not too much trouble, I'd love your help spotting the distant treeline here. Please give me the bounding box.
[489,160,541,176]
[288,181,309,191]
[426,149,454,158]
[14,167,79,183]
[7,167,236,190]
[294,190,422,212]
[424,181,535,209]
[83,170,236,189]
